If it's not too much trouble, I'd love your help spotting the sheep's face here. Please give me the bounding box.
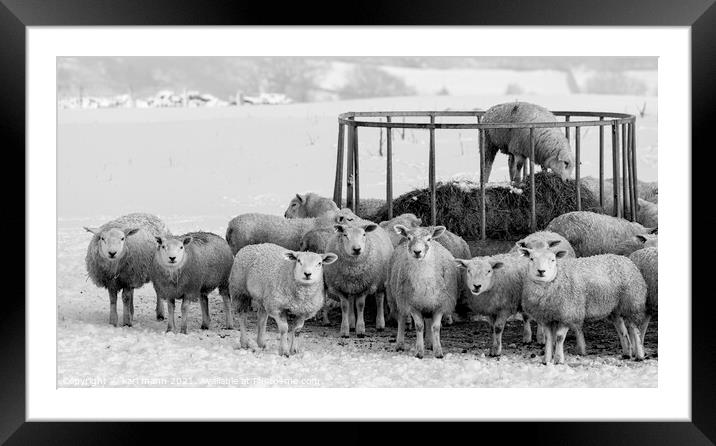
[381,214,423,248]
[284,193,307,218]
[85,226,139,261]
[284,251,338,284]
[545,149,575,180]
[394,225,446,260]
[519,247,567,282]
[516,238,563,251]
[155,236,192,268]
[635,233,658,249]
[334,208,359,225]
[334,224,378,257]
[455,258,504,295]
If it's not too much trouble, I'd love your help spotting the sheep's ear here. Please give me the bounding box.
[363,223,378,233]
[182,236,193,246]
[124,228,140,237]
[516,241,527,248]
[432,226,446,238]
[491,261,504,270]
[155,236,163,246]
[394,224,409,238]
[555,250,568,259]
[518,247,532,258]
[378,221,388,228]
[648,227,658,234]
[295,193,304,203]
[547,240,561,248]
[454,259,469,269]
[283,251,299,261]
[635,234,648,243]
[322,253,338,265]
[84,226,100,235]
[334,224,345,234]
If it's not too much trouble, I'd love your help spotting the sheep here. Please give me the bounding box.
[225,212,339,254]
[84,213,169,327]
[379,213,470,259]
[324,222,394,338]
[151,232,234,334]
[284,192,339,218]
[545,211,657,257]
[580,176,658,226]
[519,246,647,364]
[629,246,657,350]
[388,225,459,359]
[231,243,337,356]
[482,101,575,183]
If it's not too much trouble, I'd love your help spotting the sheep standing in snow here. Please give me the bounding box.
[231,243,337,356]
[629,245,657,350]
[324,223,393,337]
[284,192,339,218]
[389,225,459,358]
[151,232,234,334]
[519,246,646,364]
[84,213,169,327]
[482,101,575,183]
[546,211,657,257]
[225,212,339,254]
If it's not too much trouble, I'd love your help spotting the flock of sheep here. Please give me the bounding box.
[82,101,657,365]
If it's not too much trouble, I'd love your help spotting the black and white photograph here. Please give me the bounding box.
[56,55,660,388]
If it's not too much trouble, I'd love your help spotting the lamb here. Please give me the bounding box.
[225,212,339,254]
[509,231,576,258]
[388,225,459,358]
[545,211,657,257]
[482,101,575,183]
[379,213,471,259]
[519,246,647,364]
[151,232,234,334]
[629,246,657,350]
[284,192,339,218]
[84,213,169,327]
[231,243,337,356]
[324,222,394,337]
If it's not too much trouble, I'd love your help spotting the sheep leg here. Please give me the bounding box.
[275,312,290,357]
[321,306,330,325]
[513,155,526,183]
[553,324,569,364]
[180,297,192,334]
[348,295,356,329]
[256,308,269,349]
[536,323,546,345]
[612,316,632,359]
[507,154,518,183]
[542,323,554,365]
[395,313,406,351]
[639,314,651,351]
[490,315,508,357]
[166,298,176,333]
[289,316,307,355]
[626,321,645,361]
[481,139,498,184]
[221,291,234,329]
[411,311,425,359]
[339,295,351,338]
[199,293,210,330]
[155,295,165,321]
[574,326,587,356]
[431,312,444,359]
[375,291,385,332]
[423,317,433,350]
[355,294,367,337]
[522,313,533,343]
[121,288,134,327]
[237,311,250,349]
[108,288,119,327]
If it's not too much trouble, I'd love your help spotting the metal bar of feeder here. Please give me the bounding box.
[622,123,628,218]
[575,126,581,211]
[631,120,639,222]
[599,116,604,209]
[529,128,536,233]
[612,123,621,218]
[354,124,360,213]
[386,116,393,220]
[478,115,486,240]
[565,115,570,141]
[346,120,355,211]
[429,114,436,226]
[333,123,345,207]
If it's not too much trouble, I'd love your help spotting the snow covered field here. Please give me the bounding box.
[57,94,658,387]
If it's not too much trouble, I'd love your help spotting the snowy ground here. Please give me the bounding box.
[57,94,658,387]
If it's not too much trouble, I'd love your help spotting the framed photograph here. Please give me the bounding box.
[9,0,713,441]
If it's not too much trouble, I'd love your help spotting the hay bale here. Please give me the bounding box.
[372,172,600,241]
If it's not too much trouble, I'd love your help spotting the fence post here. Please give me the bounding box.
[478,115,486,240]
[429,115,436,226]
[333,123,345,207]
[346,120,355,211]
[354,123,360,214]
[612,122,621,218]
[529,127,536,233]
[386,116,393,220]
[575,126,581,211]
[631,120,639,221]
[621,123,629,218]
[565,115,571,142]
[599,116,604,209]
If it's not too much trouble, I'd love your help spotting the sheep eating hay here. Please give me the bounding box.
[84,212,169,327]
[629,246,657,350]
[231,244,337,356]
[482,101,575,183]
[151,232,234,334]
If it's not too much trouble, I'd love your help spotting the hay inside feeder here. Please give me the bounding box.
[371,172,600,241]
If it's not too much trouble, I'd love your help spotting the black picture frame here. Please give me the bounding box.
[5,0,712,442]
